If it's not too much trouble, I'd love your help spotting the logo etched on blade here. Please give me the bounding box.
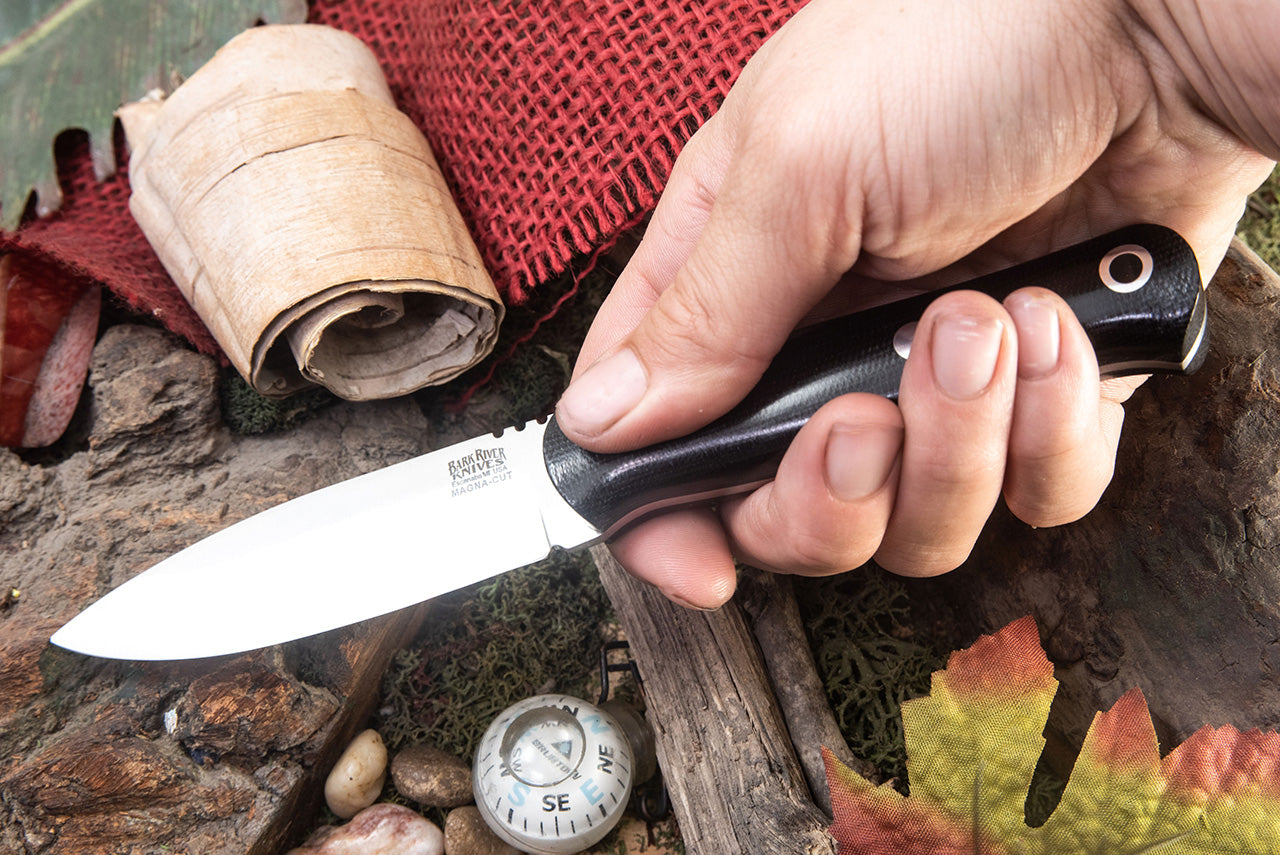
[448,446,514,496]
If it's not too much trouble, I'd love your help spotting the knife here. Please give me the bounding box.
[51,224,1208,660]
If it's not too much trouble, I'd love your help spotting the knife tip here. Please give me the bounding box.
[48,622,94,657]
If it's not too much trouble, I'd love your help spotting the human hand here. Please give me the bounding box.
[555,0,1279,608]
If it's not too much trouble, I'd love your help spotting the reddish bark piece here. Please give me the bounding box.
[0,255,99,447]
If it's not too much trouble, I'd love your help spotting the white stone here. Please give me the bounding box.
[324,729,388,819]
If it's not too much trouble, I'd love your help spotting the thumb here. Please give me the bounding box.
[556,124,859,453]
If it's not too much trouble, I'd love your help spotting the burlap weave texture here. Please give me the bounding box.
[2,0,806,360]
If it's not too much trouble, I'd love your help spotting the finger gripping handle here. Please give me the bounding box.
[544,224,1206,535]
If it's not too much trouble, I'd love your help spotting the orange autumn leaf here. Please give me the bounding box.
[824,616,1280,854]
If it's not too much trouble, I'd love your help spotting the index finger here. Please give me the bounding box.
[573,115,736,370]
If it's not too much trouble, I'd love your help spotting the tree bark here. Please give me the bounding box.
[0,325,432,854]
[737,570,873,814]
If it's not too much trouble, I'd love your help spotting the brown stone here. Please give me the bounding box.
[390,744,473,808]
[443,806,518,855]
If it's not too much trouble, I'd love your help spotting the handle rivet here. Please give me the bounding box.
[892,322,917,360]
[1099,244,1153,293]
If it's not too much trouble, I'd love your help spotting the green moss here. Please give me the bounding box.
[378,548,614,761]
[478,342,575,424]
[1238,164,1280,270]
[218,369,335,435]
[795,569,944,791]
[647,821,686,854]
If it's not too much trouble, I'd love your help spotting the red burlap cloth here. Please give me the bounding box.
[1,0,803,363]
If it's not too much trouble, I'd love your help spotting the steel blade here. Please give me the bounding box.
[50,419,600,660]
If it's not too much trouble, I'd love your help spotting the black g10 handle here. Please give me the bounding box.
[543,223,1208,536]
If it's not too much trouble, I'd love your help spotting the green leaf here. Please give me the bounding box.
[0,1,65,42]
[824,616,1280,854]
[0,0,307,230]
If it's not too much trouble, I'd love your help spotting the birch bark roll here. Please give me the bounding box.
[120,24,503,400]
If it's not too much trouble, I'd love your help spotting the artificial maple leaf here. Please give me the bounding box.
[824,615,1280,854]
[0,0,306,230]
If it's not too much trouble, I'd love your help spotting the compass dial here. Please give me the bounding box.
[473,695,635,854]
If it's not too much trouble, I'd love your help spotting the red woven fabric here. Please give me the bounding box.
[1,0,804,360]
[2,133,218,355]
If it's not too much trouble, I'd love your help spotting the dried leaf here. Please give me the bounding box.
[0,254,99,447]
[0,0,307,230]
[825,616,1280,854]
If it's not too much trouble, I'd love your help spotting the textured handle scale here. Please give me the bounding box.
[543,224,1207,535]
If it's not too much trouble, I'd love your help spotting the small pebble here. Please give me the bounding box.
[444,806,518,855]
[325,729,388,818]
[287,803,443,855]
[390,744,473,808]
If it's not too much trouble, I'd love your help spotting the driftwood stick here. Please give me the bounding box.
[591,545,835,855]
[737,569,871,814]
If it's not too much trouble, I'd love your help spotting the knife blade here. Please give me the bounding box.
[51,224,1208,660]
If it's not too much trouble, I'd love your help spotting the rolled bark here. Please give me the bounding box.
[121,25,502,400]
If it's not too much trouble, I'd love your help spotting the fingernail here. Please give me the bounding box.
[931,314,1004,399]
[1005,293,1061,380]
[666,591,724,612]
[825,424,903,501]
[557,348,648,437]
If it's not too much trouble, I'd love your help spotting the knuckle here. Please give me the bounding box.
[1004,463,1110,528]
[1004,437,1114,527]
[735,107,863,268]
[917,445,1008,492]
[788,537,854,576]
[739,96,826,170]
[730,498,878,577]
[645,278,773,377]
[780,521,877,577]
[873,540,970,579]
[646,284,708,352]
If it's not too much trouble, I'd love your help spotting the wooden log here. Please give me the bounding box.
[0,325,431,854]
[905,238,1280,755]
[591,544,836,855]
[736,569,874,814]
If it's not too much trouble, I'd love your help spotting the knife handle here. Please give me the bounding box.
[543,223,1207,536]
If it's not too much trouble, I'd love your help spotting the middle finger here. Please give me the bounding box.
[874,290,1017,576]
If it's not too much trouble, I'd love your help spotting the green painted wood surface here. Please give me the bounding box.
[0,0,307,230]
